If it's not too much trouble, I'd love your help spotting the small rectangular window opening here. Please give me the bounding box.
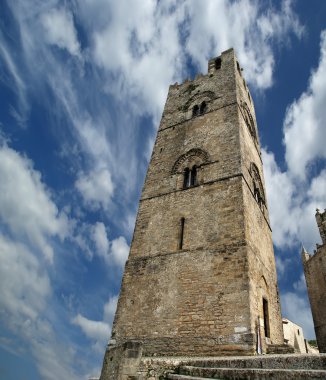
[215,57,221,70]
[237,61,241,75]
[263,298,270,338]
[179,217,185,250]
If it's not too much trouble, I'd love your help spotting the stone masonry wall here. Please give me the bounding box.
[303,211,326,353]
[100,48,284,379]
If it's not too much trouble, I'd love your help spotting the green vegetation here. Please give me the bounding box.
[308,340,318,348]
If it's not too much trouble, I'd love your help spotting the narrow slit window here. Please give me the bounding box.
[191,165,197,186]
[200,101,207,115]
[263,298,270,338]
[179,217,185,250]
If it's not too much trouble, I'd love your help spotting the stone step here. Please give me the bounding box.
[167,375,211,380]
[266,344,295,355]
[143,354,326,370]
[167,366,326,379]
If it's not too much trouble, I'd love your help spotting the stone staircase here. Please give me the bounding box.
[167,367,326,379]
[140,354,326,380]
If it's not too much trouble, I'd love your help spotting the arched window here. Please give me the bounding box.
[183,168,190,188]
[191,165,197,186]
[199,101,207,115]
[183,166,197,189]
[172,148,210,190]
[241,101,257,141]
[251,163,265,208]
[192,104,199,117]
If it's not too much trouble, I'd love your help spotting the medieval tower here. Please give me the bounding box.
[100,48,284,379]
[302,209,326,353]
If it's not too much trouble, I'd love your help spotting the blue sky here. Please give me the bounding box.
[0,0,325,379]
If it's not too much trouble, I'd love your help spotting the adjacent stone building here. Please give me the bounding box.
[302,209,326,353]
[282,318,307,353]
[100,48,284,379]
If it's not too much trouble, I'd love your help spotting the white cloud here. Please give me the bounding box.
[0,143,69,261]
[72,314,109,343]
[262,32,326,252]
[92,222,109,257]
[308,170,326,201]
[72,294,118,353]
[284,30,326,180]
[185,0,303,89]
[92,0,184,121]
[0,234,50,323]
[293,273,307,293]
[281,292,315,339]
[263,149,323,251]
[111,236,129,268]
[0,33,28,126]
[41,7,81,57]
[90,222,129,268]
[75,168,114,211]
[0,141,82,379]
[275,256,292,277]
[0,232,80,380]
[91,0,303,123]
[103,295,118,323]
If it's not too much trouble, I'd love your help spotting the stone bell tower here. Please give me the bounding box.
[100,48,284,379]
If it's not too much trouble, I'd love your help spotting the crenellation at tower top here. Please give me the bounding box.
[316,208,326,244]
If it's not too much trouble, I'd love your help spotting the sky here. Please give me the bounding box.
[0,0,325,379]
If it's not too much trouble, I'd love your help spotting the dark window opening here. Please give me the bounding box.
[183,168,190,188]
[254,187,260,202]
[248,92,251,103]
[237,61,241,75]
[263,298,270,338]
[200,101,207,115]
[215,57,221,70]
[191,165,197,186]
[179,217,185,250]
[184,166,197,188]
[298,329,300,336]
[254,185,264,208]
[192,104,199,117]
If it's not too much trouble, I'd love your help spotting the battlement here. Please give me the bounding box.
[170,48,245,89]
[316,208,326,244]
[161,48,254,136]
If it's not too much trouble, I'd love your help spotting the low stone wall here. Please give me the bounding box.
[100,341,142,380]
[138,353,326,379]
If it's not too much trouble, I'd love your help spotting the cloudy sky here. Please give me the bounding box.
[0,0,325,379]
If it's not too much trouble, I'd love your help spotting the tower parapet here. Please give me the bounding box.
[316,208,326,244]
